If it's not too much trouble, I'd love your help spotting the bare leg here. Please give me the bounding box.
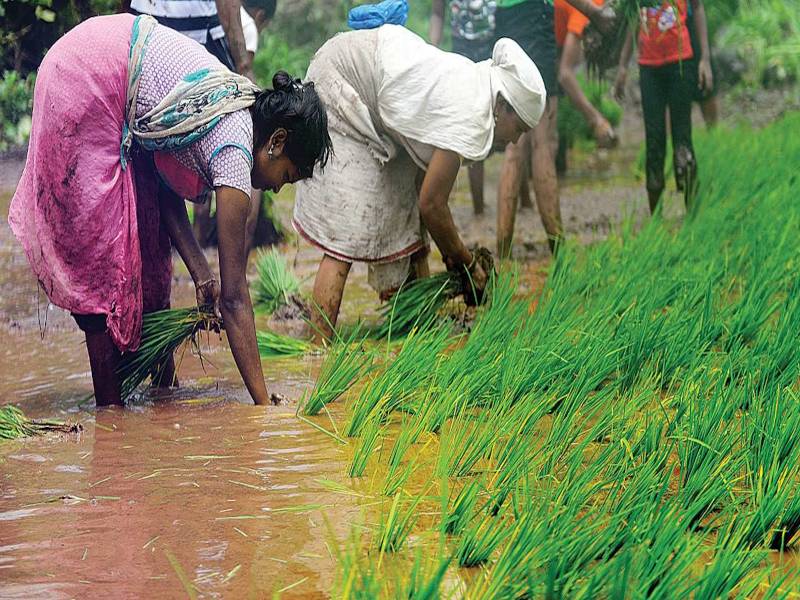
[467,162,486,215]
[410,248,430,279]
[531,98,563,252]
[310,254,352,343]
[85,330,123,406]
[151,355,178,389]
[518,133,533,210]
[497,134,526,260]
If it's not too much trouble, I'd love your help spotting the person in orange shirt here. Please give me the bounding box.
[554,0,617,148]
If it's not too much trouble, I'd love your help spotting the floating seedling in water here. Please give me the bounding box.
[0,405,81,440]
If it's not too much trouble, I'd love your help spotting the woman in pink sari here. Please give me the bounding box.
[9,14,332,406]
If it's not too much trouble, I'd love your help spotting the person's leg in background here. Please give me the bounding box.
[518,132,533,210]
[666,63,697,210]
[496,0,561,256]
[497,132,526,259]
[530,97,562,251]
[639,65,669,214]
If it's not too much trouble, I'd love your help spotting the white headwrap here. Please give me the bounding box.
[366,26,547,164]
[488,38,547,129]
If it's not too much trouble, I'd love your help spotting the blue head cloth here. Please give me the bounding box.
[347,0,408,30]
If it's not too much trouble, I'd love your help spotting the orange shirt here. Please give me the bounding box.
[554,0,603,48]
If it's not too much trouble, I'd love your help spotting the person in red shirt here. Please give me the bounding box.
[614,0,712,213]
[554,0,616,148]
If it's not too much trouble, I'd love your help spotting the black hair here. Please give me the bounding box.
[242,0,277,19]
[252,71,332,179]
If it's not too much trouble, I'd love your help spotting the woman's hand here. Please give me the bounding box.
[195,278,221,317]
[698,58,713,94]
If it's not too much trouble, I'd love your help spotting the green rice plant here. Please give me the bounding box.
[333,527,381,600]
[372,272,460,340]
[349,415,384,478]
[455,510,511,568]
[395,550,452,600]
[344,324,451,437]
[443,480,481,536]
[376,492,423,554]
[256,329,311,358]
[0,405,79,440]
[117,307,221,401]
[301,328,373,416]
[693,522,773,600]
[252,248,301,314]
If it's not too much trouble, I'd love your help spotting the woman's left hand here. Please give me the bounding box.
[698,59,713,94]
[195,278,221,317]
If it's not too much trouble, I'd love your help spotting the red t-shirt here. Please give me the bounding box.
[637,1,694,67]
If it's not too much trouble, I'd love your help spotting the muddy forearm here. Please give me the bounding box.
[220,294,270,405]
[419,150,471,265]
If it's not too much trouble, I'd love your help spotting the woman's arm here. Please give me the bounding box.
[418,149,472,267]
[613,28,635,102]
[418,149,488,297]
[215,185,270,405]
[691,0,713,92]
[159,187,216,292]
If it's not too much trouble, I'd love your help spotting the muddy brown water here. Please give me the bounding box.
[0,125,662,597]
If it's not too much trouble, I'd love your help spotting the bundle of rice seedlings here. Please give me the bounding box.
[252,248,301,314]
[256,329,311,358]
[372,272,460,340]
[0,405,81,440]
[301,328,373,416]
[118,307,221,401]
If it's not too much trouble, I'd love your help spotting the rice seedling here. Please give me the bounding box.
[371,272,460,340]
[349,415,384,478]
[256,329,311,358]
[455,510,511,568]
[252,248,301,314]
[117,307,221,400]
[301,328,373,416]
[0,405,80,440]
[376,492,423,554]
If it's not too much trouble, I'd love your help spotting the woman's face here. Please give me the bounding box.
[251,129,302,193]
[492,100,530,150]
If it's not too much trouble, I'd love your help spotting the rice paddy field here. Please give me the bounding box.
[1,111,800,598]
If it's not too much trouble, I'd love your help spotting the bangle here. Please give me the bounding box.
[196,278,215,288]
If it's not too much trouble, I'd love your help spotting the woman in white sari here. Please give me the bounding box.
[293,25,546,339]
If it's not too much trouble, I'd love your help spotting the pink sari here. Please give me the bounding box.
[9,15,175,352]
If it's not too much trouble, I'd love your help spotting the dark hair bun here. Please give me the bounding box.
[252,70,333,179]
[272,70,300,93]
